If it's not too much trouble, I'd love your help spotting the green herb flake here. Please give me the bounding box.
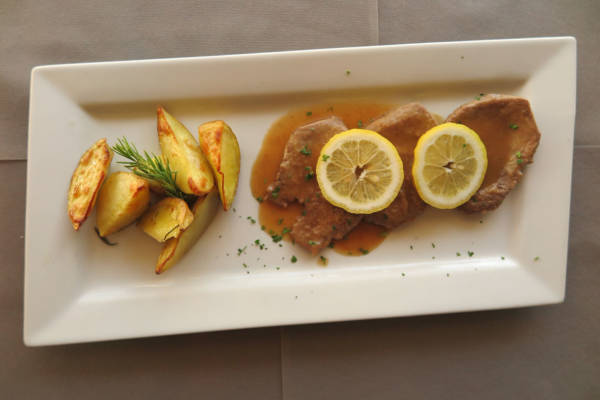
[306,111,312,116]
[431,242,436,248]
[276,267,280,270]
[517,158,523,164]
[501,256,505,260]
[410,245,413,250]
[468,251,474,257]
[243,263,248,268]
[256,196,263,203]
[510,124,519,130]
[401,272,406,277]
[291,255,297,263]
[271,186,280,198]
[282,227,291,235]
[534,256,540,262]
[328,242,335,248]
[463,143,467,148]
[308,240,318,246]
[247,216,256,224]
[278,218,283,225]
[359,248,369,255]
[271,234,283,243]
[299,145,311,156]
[475,93,484,100]
[379,231,389,238]
[319,255,328,266]
[456,252,461,256]
[345,69,351,75]
[237,246,247,256]
[357,120,363,128]
[322,154,330,162]
[261,225,266,231]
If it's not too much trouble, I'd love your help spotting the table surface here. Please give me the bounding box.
[1,1,599,398]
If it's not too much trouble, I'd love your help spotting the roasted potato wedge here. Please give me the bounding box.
[157,106,214,196]
[96,171,151,236]
[156,190,219,274]
[67,138,113,230]
[198,120,241,211]
[138,197,194,242]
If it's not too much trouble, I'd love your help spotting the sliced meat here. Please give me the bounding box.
[266,116,347,206]
[364,103,437,229]
[445,94,541,213]
[266,116,362,253]
[291,189,362,255]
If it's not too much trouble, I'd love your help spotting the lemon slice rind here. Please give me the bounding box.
[316,129,404,214]
[412,123,487,209]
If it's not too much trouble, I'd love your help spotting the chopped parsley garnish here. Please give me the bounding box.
[357,120,363,128]
[276,267,280,270]
[282,227,291,235]
[534,256,540,261]
[456,252,461,256]
[359,248,369,255]
[322,154,330,162]
[463,143,467,148]
[319,255,328,265]
[256,196,263,203]
[261,225,266,231]
[501,256,505,260]
[468,251,474,257]
[345,69,351,75]
[304,166,315,180]
[243,263,248,268]
[278,218,283,225]
[306,111,312,116]
[271,234,283,243]
[308,240,318,246]
[247,216,256,224]
[410,245,413,250]
[237,246,247,256]
[431,242,436,248]
[475,93,484,100]
[516,151,523,164]
[299,145,311,155]
[510,124,519,130]
[328,242,335,248]
[271,186,280,198]
[291,255,297,263]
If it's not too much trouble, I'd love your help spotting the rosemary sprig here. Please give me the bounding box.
[111,137,192,202]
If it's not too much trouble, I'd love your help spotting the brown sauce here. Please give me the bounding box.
[250,101,506,257]
[251,102,395,256]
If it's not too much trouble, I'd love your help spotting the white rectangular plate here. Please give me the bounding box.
[25,37,576,346]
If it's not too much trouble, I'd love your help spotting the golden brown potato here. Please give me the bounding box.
[155,190,219,274]
[67,138,113,231]
[198,120,241,211]
[138,197,194,242]
[157,106,214,196]
[96,171,150,236]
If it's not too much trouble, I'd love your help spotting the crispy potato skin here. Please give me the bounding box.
[138,197,194,242]
[157,106,214,195]
[96,172,151,236]
[155,190,219,274]
[68,138,113,231]
[198,120,241,211]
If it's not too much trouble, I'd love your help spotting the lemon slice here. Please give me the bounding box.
[412,122,487,209]
[316,129,403,214]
